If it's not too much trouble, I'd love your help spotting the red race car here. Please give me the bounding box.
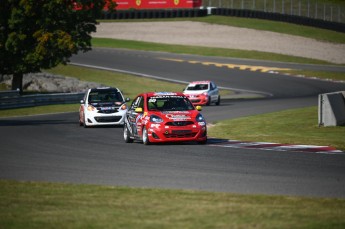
[123,92,207,145]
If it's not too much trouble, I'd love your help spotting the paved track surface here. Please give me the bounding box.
[1,48,345,198]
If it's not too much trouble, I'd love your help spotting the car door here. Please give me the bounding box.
[209,82,218,102]
[126,96,144,138]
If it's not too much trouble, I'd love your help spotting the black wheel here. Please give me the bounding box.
[216,96,220,106]
[79,115,83,127]
[142,127,150,145]
[124,124,133,143]
[206,96,211,106]
[197,138,207,145]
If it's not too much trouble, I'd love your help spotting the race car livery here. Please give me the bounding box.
[123,92,207,145]
[183,80,220,106]
[79,87,129,127]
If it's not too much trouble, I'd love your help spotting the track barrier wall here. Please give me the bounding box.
[0,91,84,110]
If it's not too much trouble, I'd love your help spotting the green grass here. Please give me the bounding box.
[0,104,79,117]
[280,70,345,82]
[1,180,345,229]
[208,106,345,151]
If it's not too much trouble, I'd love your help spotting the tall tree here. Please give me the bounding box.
[0,0,115,93]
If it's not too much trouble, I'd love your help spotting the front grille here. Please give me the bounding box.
[98,108,119,114]
[166,121,194,126]
[95,116,122,123]
[164,130,196,138]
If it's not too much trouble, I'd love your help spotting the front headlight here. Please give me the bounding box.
[196,113,205,122]
[87,105,97,111]
[120,103,127,110]
[150,115,163,123]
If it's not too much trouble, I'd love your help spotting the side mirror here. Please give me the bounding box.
[195,105,202,111]
[135,107,143,113]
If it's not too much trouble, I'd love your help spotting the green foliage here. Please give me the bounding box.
[0,0,114,91]
[0,0,107,75]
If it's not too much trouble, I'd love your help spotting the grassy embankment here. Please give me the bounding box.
[1,16,345,228]
[1,179,345,229]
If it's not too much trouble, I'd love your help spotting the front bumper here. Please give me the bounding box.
[186,95,209,106]
[84,110,126,126]
[146,123,207,143]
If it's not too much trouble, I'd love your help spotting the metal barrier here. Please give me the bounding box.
[0,91,84,110]
[318,91,345,126]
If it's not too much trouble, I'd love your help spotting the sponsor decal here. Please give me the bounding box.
[154,92,177,96]
[150,124,161,128]
[136,114,143,123]
[166,114,191,120]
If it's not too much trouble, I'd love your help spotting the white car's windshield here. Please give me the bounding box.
[186,84,208,91]
[147,96,194,111]
[88,90,123,103]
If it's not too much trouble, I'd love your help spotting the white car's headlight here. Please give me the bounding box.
[120,103,127,110]
[87,105,97,111]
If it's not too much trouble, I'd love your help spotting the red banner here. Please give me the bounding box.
[115,0,202,10]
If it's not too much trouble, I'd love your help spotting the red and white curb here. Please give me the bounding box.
[208,139,344,154]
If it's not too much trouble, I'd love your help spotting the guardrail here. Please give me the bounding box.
[0,91,84,110]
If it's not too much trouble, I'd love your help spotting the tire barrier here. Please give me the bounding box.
[99,8,345,33]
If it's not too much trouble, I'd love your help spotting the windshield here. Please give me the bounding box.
[186,84,208,91]
[147,96,194,111]
[88,90,123,103]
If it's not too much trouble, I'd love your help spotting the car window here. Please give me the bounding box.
[147,96,194,111]
[88,90,123,103]
[186,84,208,91]
[130,96,143,110]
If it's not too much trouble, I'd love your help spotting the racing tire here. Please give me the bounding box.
[206,96,211,106]
[79,116,83,127]
[124,124,133,143]
[142,127,151,145]
[197,138,207,145]
[216,96,220,106]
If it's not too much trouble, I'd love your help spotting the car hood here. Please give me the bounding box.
[183,90,208,95]
[149,110,200,121]
[90,101,124,108]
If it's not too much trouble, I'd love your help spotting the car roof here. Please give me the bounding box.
[142,92,186,97]
[89,87,120,92]
[188,81,211,85]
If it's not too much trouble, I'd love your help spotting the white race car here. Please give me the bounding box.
[79,87,129,127]
[183,81,220,106]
